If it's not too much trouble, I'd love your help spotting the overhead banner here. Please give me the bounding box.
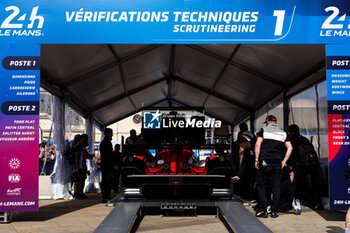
[0,0,348,44]
[0,0,350,212]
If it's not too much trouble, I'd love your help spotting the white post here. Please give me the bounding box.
[211,126,215,155]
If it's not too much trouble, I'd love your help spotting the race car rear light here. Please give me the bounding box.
[123,188,142,197]
[211,188,231,196]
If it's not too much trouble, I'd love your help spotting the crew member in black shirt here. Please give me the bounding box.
[100,128,114,203]
[255,115,293,218]
[112,144,122,192]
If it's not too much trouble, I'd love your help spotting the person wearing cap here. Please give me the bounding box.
[237,122,249,139]
[254,115,293,218]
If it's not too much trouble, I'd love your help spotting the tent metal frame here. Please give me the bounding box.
[40,44,326,130]
[61,45,163,89]
[185,44,287,88]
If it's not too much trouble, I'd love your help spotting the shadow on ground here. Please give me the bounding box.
[315,210,345,222]
[138,217,222,232]
[13,193,107,222]
[326,225,345,233]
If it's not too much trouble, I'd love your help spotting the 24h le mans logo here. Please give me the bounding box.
[9,158,21,170]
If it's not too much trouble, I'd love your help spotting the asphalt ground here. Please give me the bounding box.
[0,193,345,233]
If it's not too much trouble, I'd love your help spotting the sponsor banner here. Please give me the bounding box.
[327,44,350,210]
[0,1,349,43]
[143,110,221,129]
[7,188,22,196]
[0,43,39,212]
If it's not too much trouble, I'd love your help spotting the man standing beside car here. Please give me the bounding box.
[254,115,293,218]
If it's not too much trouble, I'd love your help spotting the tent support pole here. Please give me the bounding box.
[85,113,95,154]
[283,92,289,131]
[250,111,255,134]
[230,124,234,153]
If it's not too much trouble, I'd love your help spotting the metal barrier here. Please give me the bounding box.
[0,212,13,223]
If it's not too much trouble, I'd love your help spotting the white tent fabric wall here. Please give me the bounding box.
[267,103,284,129]
[289,87,319,153]
[316,81,329,206]
[287,80,329,207]
[51,96,73,200]
[316,81,328,159]
[84,117,101,193]
[254,94,284,131]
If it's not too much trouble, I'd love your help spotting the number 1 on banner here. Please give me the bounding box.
[273,10,285,36]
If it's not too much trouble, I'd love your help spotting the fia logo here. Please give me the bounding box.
[143,110,161,129]
[9,158,21,170]
[8,174,21,183]
[1,6,44,29]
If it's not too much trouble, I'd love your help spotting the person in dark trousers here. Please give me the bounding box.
[65,134,80,194]
[73,134,91,199]
[255,115,293,218]
[287,124,322,210]
[100,128,114,203]
[112,144,122,192]
[231,131,256,200]
[277,165,296,213]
